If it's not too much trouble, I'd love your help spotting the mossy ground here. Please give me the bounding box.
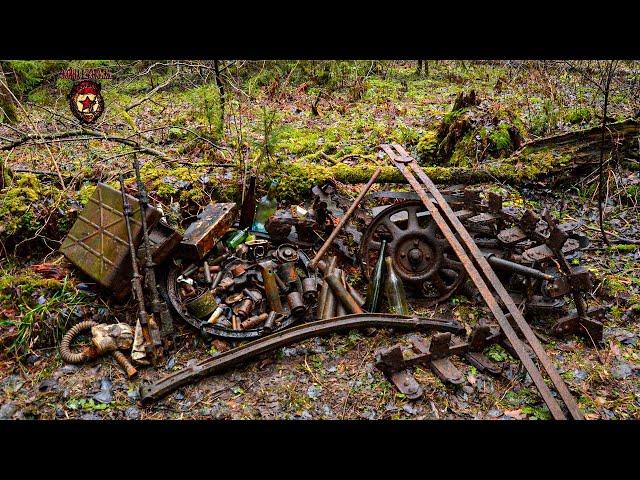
[1,61,639,420]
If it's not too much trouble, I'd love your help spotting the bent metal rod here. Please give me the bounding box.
[380,143,583,420]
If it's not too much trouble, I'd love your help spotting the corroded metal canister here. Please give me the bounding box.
[241,313,269,330]
[302,277,317,305]
[246,239,270,262]
[185,290,218,319]
[287,291,305,316]
[264,311,278,332]
[234,298,254,320]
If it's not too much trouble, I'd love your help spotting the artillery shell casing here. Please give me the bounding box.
[211,270,225,290]
[240,313,269,330]
[207,306,224,324]
[203,261,212,284]
[287,291,305,316]
[182,263,198,278]
[302,277,318,304]
[326,273,364,315]
[321,288,337,319]
[259,261,284,313]
[235,298,254,320]
[316,279,328,319]
[210,265,221,273]
[347,284,365,307]
[264,311,278,332]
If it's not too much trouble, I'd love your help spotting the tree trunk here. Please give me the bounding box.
[0,65,17,124]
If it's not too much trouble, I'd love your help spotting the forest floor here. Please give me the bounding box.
[0,60,639,420]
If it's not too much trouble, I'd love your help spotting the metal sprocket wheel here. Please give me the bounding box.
[360,200,466,306]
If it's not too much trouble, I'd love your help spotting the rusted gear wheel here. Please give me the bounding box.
[360,200,466,305]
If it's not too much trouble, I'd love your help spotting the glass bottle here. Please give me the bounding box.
[365,239,387,312]
[226,227,249,250]
[252,179,279,233]
[384,256,409,316]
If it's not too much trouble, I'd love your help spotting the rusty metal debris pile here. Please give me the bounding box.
[58,146,606,420]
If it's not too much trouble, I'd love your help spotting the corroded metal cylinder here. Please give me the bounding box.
[287,291,305,316]
[234,298,254,321]
[185,290,218,319]
[241,313,269,330]
[264,311,278,332]
[326,273,364,315]
[302,277,317,305]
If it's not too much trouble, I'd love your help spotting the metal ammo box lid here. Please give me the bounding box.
[60,182,161,300]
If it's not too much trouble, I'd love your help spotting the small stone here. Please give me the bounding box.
[125,406,140,419]
[283,347,298,357]
[611,362,633,380]
[37,295,47,305]
[299,410,313,420]
[326,366,337,373]
[462,385,474,395]
[81,413,102,420]
[403,404,418,415]
[0,403,18,420]
[55,408,65,419]
[487,408,503,418]
[174,391,185,401]
[127,388,140,402]
[307,384,322,400]
[573,369,588,381]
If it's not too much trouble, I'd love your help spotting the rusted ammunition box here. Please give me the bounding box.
[143,220,182,265]
[179,203,238,260]
[60,183,161,301]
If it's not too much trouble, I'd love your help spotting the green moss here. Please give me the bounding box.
[489,123,513,152]
[0,173,45,235]
[77,184,96,206]
[607,244,637,253]
[416,130,439,162]
[564,107,593,125]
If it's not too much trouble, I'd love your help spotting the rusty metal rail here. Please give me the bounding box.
[139,313,464,404]
[381,143,583,420]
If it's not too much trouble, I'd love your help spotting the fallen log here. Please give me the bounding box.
[325,118,640,186]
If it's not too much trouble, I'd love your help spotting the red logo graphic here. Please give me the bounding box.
[69,80,105,124]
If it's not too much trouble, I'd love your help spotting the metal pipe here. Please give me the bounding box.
[485,254,554,281]
[309,167,382,270]
[326,274,364,315]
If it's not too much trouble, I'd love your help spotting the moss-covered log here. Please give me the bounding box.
[319,118,640,186]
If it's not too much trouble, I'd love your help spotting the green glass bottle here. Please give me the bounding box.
[226,227,249,250]
[365,239,387,312]
[384,256,409,316]
[252,179,279,233]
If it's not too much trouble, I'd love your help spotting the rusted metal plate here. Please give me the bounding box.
[389,370,423,399]
[179,203,238,260]
[60,183,161,300]
[497,226,528,246]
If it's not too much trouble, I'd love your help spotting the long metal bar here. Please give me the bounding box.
[382,144,582,420]
[140,313,464,404]
[309,167,382,269]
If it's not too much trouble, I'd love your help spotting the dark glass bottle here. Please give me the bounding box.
[384,256,409,316]
[365,239,387,312]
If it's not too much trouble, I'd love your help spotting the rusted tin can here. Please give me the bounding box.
[185,290,218,319]
[179,203,238,260]
[287,291,305,316]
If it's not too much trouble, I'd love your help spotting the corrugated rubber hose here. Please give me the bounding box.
[59,320,98,364]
